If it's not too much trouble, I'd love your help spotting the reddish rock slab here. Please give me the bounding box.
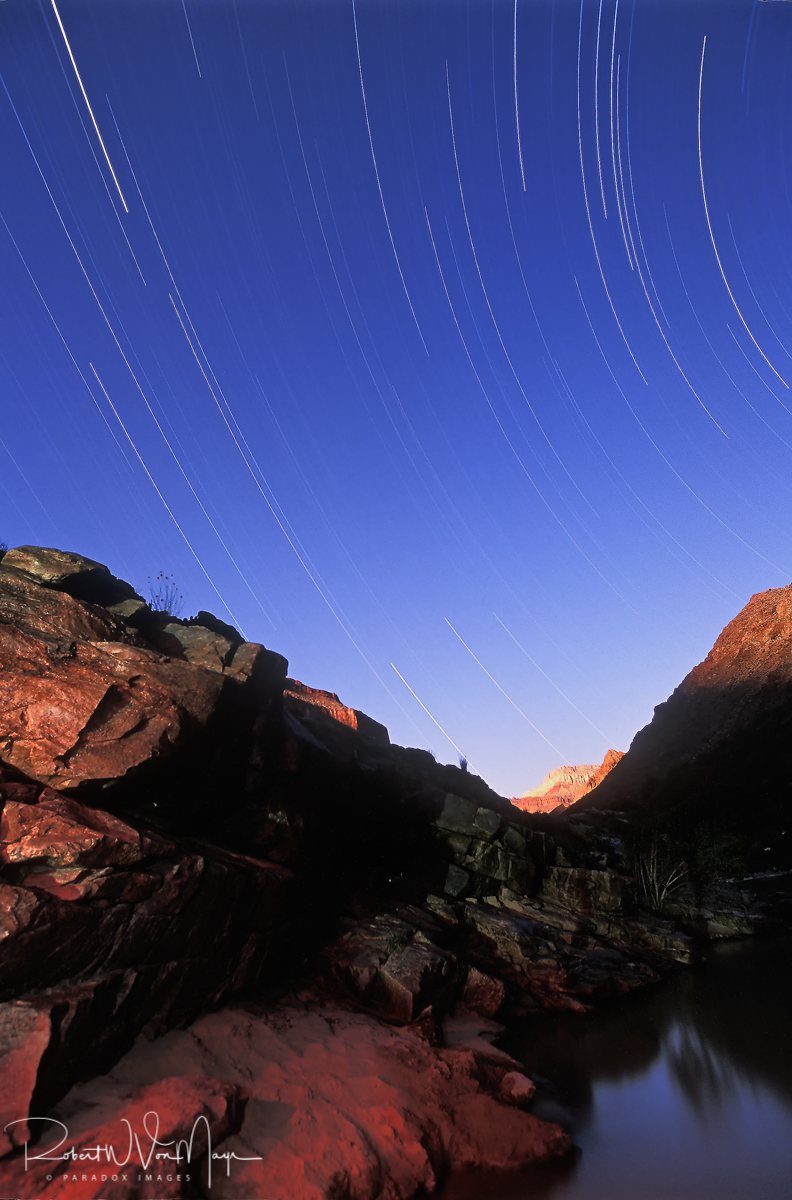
[0,998,570,1200]
[0,571,131,645]
[1,792,174,873]
[0,1074,243,1199]
[0,624,226,788]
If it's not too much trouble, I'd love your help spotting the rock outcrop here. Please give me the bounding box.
[515,763,598,812]
[284,677,390,746]
[0,550,286,792]
[515,750,624,813]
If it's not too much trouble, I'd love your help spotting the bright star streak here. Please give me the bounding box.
[594,0,608,218]
[698,36,788,388]
[48,0,128,212]
[608,1,633,267]
[350,0,429,353]
[493,614,614,741]
[513,0,526,191]
[615,57,640,271]
[390,664,477,770]
[444,619,567,759]
[576,0,647,383]
[181,0,202,78]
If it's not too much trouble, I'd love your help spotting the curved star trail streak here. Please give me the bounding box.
[1,0,791,796]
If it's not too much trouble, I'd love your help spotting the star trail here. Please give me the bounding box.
[1,0,791,795]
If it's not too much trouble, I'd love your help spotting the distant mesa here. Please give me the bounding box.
[513,749,624,813]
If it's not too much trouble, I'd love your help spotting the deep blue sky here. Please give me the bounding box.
[1,0,791,796]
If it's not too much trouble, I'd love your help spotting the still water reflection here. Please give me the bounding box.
[443,936,792,1199]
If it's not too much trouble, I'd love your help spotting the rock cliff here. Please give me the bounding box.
[0,546,782,1198]
[515,750,624,813]
[572,583,792,868]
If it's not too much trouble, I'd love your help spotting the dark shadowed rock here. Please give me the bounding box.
[572,582,792,858]
[540,866,632,916]
[0,546,141,608]
[321,912,459,1023]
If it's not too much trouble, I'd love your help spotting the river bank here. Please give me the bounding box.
[441,934,792,1199]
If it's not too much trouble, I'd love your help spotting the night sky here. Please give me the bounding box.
[1,0,791,797]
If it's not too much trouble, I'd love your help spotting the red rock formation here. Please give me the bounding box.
[0,1074,244,1198]
[573,583,792,823]
[514,750,623,813]
[0,998,570,1200]
[513,764,597,813]
[284,677,390,746]
[0,561,284,790]
[584,748,625,793]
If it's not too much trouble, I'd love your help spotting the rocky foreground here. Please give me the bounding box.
[0,546,789,1199]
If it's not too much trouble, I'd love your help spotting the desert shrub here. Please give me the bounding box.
[149,572,184,617]
[624,813,746,912]
[624,831,688,911]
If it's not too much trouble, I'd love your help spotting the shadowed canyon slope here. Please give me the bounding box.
[572,582,792,849]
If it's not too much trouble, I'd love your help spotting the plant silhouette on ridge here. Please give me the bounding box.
[149,572,184,618]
